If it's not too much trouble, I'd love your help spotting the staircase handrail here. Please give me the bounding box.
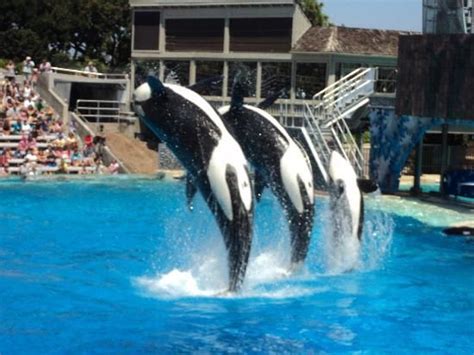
[311,67,367,101]
[312,68,376,112]
[302,103,332,164]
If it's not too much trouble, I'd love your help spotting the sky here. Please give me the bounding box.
[322,0,422,32]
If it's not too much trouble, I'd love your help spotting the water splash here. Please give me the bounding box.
[135,193,393,299]
[135,231,315,299]
[317,195,394,275]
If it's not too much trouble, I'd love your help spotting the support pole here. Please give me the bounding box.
[411,138,424,195]
[440,123,449,195]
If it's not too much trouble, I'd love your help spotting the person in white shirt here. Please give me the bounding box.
[39,58,52,73]
[22,56,35,83]
[84,61,98,73]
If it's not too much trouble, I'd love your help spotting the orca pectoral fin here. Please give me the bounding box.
[185,173,198,211]
[188,75,223,93]
[357,178,379,193]
[357,196,364,241]
[257,89,285,109]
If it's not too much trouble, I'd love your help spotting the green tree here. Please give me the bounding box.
[297,0,330,26]
[0,0,130,70]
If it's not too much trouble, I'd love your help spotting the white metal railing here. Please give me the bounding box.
[51,67,128,80]
[312,67,377,126]
[75,100,136,132]
[298,68,377,179]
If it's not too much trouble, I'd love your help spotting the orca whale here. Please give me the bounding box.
[133,76,254,292]
[218,78,314,268]
[327,151,364,268]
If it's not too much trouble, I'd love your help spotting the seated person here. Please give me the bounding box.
[18,134,29,155]
[2,117,11,135]
[27,134,37,149]
[52,133,66,148]
[24,149,38,162]
[0,165,9,176]
[11,119,22,134]
[46,148,57,167]
[36,148,47,164]
[108,160,120,175]
[65,132,78,150]
[70,148,83,166]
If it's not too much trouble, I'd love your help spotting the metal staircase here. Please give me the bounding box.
[298,67,378,181]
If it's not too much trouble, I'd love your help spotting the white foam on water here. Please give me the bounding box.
[135,238,317,299]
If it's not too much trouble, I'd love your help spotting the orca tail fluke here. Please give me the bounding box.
[213,165,254,292]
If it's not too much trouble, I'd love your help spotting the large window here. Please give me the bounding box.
[336,63,364,80]
[196,62,223,96]
[376,66,397,93]
[227,62,257,97]
[133,11,160,51]
[296,63,327,99]
[164,61,190,86]
[229,18,292,52]
[166,19,224,52]
[261,62,291,99]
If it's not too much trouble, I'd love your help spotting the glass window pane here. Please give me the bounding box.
[134,11,160,51]
[227,62,257,97]
[296,63,327,99]
[230,18,292,52]
[166,19,224,52]
[196,61,223,96]
[261,62,291,98]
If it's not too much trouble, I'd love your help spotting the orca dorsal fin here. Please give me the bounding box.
[185,173,198,211]
[188,75,223,94]
[147,75,166,98]
[257,89,284,109]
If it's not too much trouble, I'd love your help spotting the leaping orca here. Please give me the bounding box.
[218,75,314,269]
[327,151,364,268]
[133,76,254,293]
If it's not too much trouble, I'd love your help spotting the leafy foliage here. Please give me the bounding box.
[0,0,131,70]
[297,0,330,26]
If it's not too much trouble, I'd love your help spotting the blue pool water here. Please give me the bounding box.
[1,177,473,353]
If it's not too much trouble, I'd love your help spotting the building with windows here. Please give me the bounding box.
[423,0,473,33]
[465,0,473,33]
[129,0,405,108]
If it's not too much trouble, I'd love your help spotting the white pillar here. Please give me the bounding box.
[224,17,230,54]
[159,14,166,53]
[223,61,229,98]
[256,62,262,100]
[190,60,196,86]
[327,55,337,86]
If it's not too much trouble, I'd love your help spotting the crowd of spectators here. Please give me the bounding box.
[0,56,120,177]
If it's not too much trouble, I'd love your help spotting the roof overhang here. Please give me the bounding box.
[290,51,398,59]
[130,0,295,8]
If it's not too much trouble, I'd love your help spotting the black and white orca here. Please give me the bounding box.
[327,151,364,267]
[218,81,314,269]
[133,76,254,293]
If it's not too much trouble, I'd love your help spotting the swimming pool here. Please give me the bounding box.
[1,177,473,353]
